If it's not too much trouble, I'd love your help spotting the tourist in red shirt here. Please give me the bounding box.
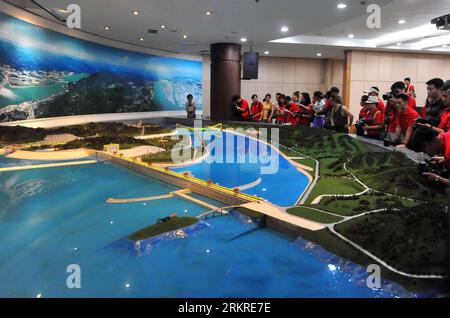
[297,92,313,127]
[232,95,250,121]
[275,94,287,124]
[358,96,384,139]
[391,81,417,110]
[409,128,450,186]
[405,77,416,98]
[250,94,264,122]
[285,95,301,126]
[364,87,385,112]
[359,95,370,119]
[394,94,419,146]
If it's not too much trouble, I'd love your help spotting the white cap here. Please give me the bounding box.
[365,96,379,104]
[364,87,380,94]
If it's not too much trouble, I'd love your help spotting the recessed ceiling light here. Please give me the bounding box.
[396,42,402,45]
[442,44,448,48]
[317,53,322,57]
[264,51,270,55]
[139,38,144,41]
[104,26,110,30]
[398,19,406,24]
[337,3,347,9]
[281,26,289,33]
[183,34,188,39]
[132,10,139,15]
[160,24,166,29]
[348,34,354,38]
[205,11,212,15]
[241,37,247,42]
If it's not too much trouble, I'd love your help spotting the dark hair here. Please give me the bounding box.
[187,94,193,99]
[331,96,343,104]
[301,92,311,105]
[391,81,406,91]
[278,94,286,102]
[329,87,340,94]
[265,93,272,99]
[251,94,258,99]
[371,86,380,92]
[232,95,241,103]
[409,127,440,152]
[443,83,450,92]
[313,91,324,99]
[404,77,411,82]
[276,93,282,97]
[426,78,445,90]
[361,95,369,103]
[293,91,300,99]
[395,93,409,102]
[285,96,292,102]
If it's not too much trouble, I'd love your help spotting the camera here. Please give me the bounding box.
[418,159,449,178]
[382,92,394,100]
[355,119,370,136]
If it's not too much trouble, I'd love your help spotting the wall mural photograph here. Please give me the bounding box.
[0,12,202,122]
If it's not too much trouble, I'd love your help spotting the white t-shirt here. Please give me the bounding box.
[313,99,326,113]
[185,102,196,112]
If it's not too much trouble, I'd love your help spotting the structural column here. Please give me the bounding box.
[210,43,241,121]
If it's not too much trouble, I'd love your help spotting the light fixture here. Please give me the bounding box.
[160,24,166,29]
[205,11,212,15]
[183,34,188,39]
[443,44,448,48]
[316,53,322,57]
[139,38,144,41]
[125,283,131,288]
[348,34,354,38]
[398,19,406,24]
[241,37,247,42]
[132,10,139,15]
[36,293,42,298]
[281,26,289,33]
[264,51,269,55]
[396,42,402,45]
[337,3,347,9]
[104,26,110,30]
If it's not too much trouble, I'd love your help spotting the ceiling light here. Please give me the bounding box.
[183,34,188,39]
[264,51,269,55]
[281,26,289,33]
[317,53,322,57]
[241,38,247,42]
[398,19,406,24]
[161,24,166,29]
[442,44,448,48]
[396,42,402,45]
[348,34,355,39]
[337,3,347,9]
[104,26,110,30]
[205,11,212,15]
[139,38,144,41]
[132,10,139,15]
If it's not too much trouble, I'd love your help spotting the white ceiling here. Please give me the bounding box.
[4,0,450,58]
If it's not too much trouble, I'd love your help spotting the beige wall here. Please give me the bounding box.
[348,50,450,116]
[201,55,343,119]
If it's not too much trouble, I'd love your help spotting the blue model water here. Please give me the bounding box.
[0,158,418,297]
[172,130,310,207]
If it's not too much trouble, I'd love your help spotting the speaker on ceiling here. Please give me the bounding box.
[243,52,259,80]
